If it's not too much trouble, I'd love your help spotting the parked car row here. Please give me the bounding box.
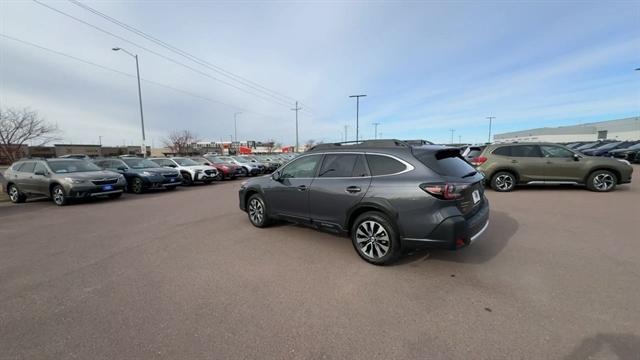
[565,140,640,163]
[3,153,299,206]
[465,142,634,192]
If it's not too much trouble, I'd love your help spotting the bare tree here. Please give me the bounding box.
[264,139,278,153]
[163,130,199,155]
[0,107,59,163]
[305,139,316,148]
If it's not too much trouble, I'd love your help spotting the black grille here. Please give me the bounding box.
[163,173,178,178]
[204,170,215,175]
[91,178,118,185]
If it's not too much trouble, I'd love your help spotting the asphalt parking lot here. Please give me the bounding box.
[1,167,639,360]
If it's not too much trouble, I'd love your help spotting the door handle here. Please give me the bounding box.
[297,185,307,191]
[346,186,361,193]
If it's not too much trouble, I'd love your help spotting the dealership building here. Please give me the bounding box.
[493,117,640,143]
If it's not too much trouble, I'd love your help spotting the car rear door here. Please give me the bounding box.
[506,145,547,181]
[308,153,371,231]
[266,154,322,222]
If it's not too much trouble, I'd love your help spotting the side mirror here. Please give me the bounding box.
[573,153,580,161]
[34,170,46,176]
[117,166,127,171]
[272,171,282,182]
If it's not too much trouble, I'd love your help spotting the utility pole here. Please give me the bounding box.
[458,135,461,144]
[450,129,455,144]
[486,116,495,144]
[291,101,301,152]
[234,112,241,145]
[372,122,380,139]
[98,136,102,146]
[112,47,146,157]
[349,94,366,142]
[344,125,348,142]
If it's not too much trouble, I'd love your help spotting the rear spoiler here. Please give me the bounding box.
[435,147,462,160]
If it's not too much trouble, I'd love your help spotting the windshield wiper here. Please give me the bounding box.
[462,171,477,178]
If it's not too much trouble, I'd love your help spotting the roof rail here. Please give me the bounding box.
[308,139,412,151]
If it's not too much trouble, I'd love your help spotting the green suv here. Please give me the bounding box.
[473,143,633,192]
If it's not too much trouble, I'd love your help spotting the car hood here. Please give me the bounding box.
[130,168,178,175]
[608,148,636,154]
[53,170,121,180]
[182,165,216,171]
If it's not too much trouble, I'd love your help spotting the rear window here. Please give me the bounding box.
[366,155,406,176]
[413,149,476,177]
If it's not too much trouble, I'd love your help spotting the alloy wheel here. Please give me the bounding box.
[9,186,19,202]
[355,220,390,259]
[495,174,514,191]
[53,187,65,205]
[593,173,614,191]
[248,198,264,225]
[132,179,143,193]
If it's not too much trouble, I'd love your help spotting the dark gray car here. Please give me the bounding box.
[4,158,126,206]
[239,140,490,265]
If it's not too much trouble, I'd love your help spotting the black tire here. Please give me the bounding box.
[490,171,516,192]
[350,211,401,265]
[182,173,193,186]
[586,170,617,192]
[108,192,123,199]
[51,184,68,206]
[247,193,271,228]
[7,184,26,204]
[215,173,223,181]
[130,177,144,194]
[203,178,214,184]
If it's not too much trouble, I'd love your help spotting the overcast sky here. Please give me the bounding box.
[1,0,639,147]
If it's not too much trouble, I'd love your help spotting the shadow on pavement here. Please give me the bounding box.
[399,210,518,265]
[564,333,640,360]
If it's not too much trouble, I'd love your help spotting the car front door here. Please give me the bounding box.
[31,162,51,196]
[265,154,322,222]
[540,145,584,181]
[16,161,36,193]
[308,153,371,231]
[507,145,547,181]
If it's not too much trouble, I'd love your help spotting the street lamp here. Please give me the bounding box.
[112,47,146,157]
[234,112,242,144]
[349,94,366,141]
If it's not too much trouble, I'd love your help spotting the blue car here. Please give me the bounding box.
[93,157,182,193]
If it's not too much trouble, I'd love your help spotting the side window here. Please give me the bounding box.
[94,160,107,168]
[34,162,47,174]
[318,154,362,178]
[280,155,321,179]
[110,160,125,169]
[19,162,35,173]
[493,146,511,156]
[510,145,541,157]
[365,154,406,176]
[351,155,369,177]
[540,146,574,158]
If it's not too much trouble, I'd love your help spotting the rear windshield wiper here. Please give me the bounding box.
[462,171,477,178]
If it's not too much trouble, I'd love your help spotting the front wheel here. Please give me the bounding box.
[130,177,144,194]
[247,194,270,228]
[491,171,516,192]
[51,185,68,206]
[587,170,617,192]
[351,212,401,265]
[182,173,193,186]
[8,184,26,203]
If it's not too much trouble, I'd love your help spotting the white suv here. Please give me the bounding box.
[149,157,218,185]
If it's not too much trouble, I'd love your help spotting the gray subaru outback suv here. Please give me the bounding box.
[4,158,126,206]
[239,140,490,265]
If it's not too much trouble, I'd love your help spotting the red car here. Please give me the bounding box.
[192,157,243,180]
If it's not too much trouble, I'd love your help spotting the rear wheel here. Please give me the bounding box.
[51,185,67,206]
[247,193,270,227]
[351,212,401,265]
[587,170,617,192]
[8,184,26,203]
[491,171,516,192]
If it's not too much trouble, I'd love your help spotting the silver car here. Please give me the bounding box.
[4,158,126,206]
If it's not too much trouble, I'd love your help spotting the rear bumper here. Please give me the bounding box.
[401,198,490,250]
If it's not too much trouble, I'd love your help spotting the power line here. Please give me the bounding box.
[0,33,285,122]
[31,0,298,110]
[67,0,310,111]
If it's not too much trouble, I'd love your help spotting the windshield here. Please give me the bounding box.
[231,157,246,162]
[625,143,640,150]
[206,156,225,163]
[48,160,102,173]
[174,158,199,166]
[591,142,621,150]
[123,158,160,169]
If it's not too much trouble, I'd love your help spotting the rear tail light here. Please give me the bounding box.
[420,183,470,200]
[471,156,487,166]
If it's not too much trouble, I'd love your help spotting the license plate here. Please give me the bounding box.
[169,178,174,182]
[472,189,481,204]
[102,185,113,191]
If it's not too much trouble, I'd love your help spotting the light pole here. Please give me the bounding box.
[450,129,455,144]
[486,116,495,144]
[349,94,366,142]
[98,136,102,146]
[291,101,302,152]
[112,47,146,156]
[372,122,380,139]
[234,112,241,144]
